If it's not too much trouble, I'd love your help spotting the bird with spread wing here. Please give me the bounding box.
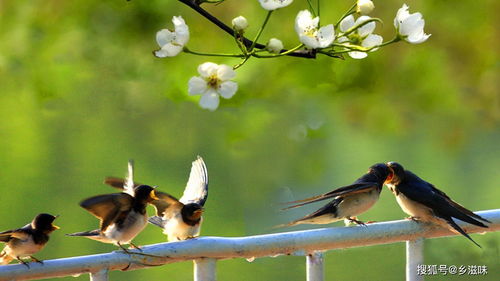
[67,160,158,252]
[104,156,209,242]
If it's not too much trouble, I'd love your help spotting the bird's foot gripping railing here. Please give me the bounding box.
[0,209,499,281]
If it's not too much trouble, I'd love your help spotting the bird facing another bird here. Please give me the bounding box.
[66,160,159,252]
[280,163,391,227]
[0,159,491,267]
[103,156,209,242]
[281,161,490,247]
[385,162,491,247]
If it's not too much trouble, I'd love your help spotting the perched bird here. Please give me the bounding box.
[279,163,391,227]
[0,213,59,267]
[67,160,158,252]
[105,157,209,242]
[150,156,208,241]
[385,162,491,247]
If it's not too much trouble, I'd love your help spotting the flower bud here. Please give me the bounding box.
[266,38,284,54]
[232,16,249,32]
[357,0,375,15]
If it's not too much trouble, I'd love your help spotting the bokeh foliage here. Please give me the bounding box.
[0,0,498,280]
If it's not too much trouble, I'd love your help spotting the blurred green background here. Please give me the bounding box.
[0,0,498,280]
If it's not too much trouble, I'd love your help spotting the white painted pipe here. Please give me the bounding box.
[194,258,216,281]
[89,268,109,281]
[406,238,424,281]
[0,209,497,281]
[306,252,324,281]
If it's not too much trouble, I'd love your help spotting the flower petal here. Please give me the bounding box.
[197,62,219,77]
[156,29,175,47]
[154,44,183,57]
[199,91,220,111]
[407,31,430,44]
[337,36,349,43]
[394,3,410,28]
[356,16,375,37]
[348,51,368,59]
[400,13,422,36]
[173,16,190,45]
[188,76,207,95]
[300,35,319,49]
[339,15,355,32]
[362,34,383,49]
[295,10,315,34]
[216,64,236,81]
[259,0,293,11]
[218,81,238,99]
[317,24,334,48]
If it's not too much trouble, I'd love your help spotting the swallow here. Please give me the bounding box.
[385,162,491,247]
[0,213,59,267]
[279,163,391,227]
[104,157,209,242]
[67,160,159,252]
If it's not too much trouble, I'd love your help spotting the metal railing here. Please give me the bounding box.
[1,209,498,281]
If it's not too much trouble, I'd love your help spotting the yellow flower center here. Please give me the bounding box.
[304,27,317,38]
[206,75,221,89]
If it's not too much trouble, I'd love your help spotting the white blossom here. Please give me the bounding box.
[258,0,293,11]
[338,15,383,59]
[154,16,189,58]
[188,62,238,111]
[357,0,374,15]
[267,38,284,54]
[232,16,249,32]
[394,4,430,44]
[295,10,334,49]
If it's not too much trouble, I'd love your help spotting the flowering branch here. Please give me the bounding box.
[152,0,431,111]
[178,0,317,58]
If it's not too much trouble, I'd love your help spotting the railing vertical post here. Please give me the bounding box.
[90,268,109,281]
[306,252,324,281]
[194,258,216,281]
[406,238,424,281]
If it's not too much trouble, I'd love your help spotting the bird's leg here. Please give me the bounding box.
[405,216,419,221]
[347,217,366,226]
[129,242,143,252]
[120,242,163,259]
[117,242,131,254]
[17,257,30,268]
[29,256,44,264]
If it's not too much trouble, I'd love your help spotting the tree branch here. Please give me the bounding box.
[178,0,317,59]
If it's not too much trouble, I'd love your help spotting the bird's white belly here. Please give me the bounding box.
[6,237,43,257]
[104,211,147,244]
[163,213,201,242]
[336,189,380,218]
[395,192,434,219]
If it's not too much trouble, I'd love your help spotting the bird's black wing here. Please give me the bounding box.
[278,198,343,227]
[150,191,182,217]
[398,172,489,228]
[427,183,491,223]
[0,228,30,242]
[283,182,378,210]
[103,177,141,190]
[80,193,134,231]
[179,156,209,206]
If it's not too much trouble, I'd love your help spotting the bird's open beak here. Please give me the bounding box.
[150,189,160,200]
[385,167,395,184]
